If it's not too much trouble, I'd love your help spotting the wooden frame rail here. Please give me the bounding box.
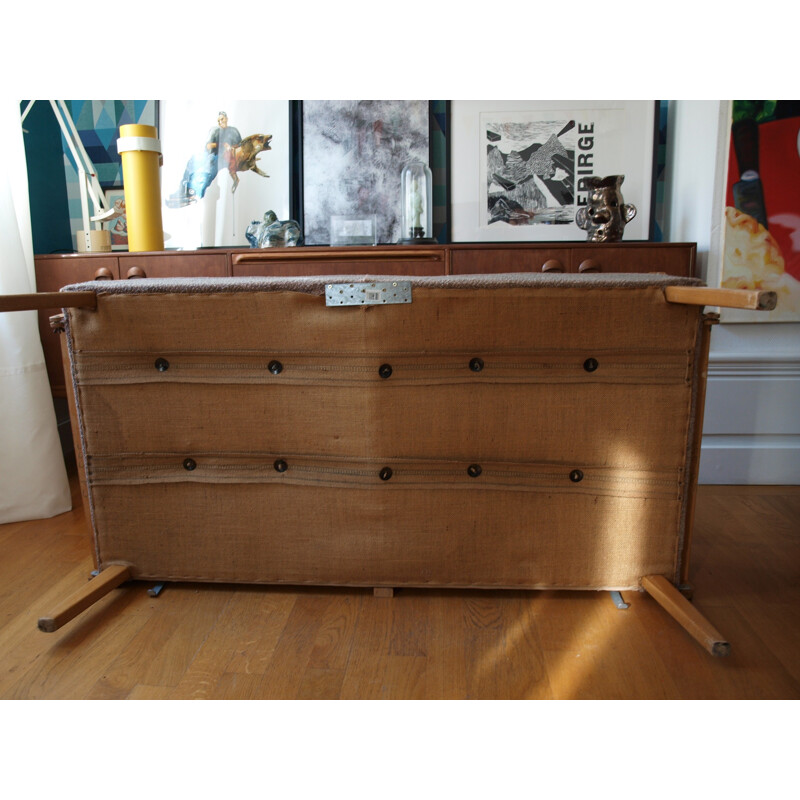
[665,285,777,311]
[37,565,132,633]
[0,292,97,312]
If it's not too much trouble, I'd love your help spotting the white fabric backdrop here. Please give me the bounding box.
[0,102,71,522]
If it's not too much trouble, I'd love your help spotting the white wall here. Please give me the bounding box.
[665,100,800,484]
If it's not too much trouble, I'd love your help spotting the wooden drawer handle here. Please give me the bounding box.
[126,266,147,279]
[541,259,565,273]
[94,267,114,280]
[578,259,602,273]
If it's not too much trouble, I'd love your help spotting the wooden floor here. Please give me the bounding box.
[1,461,798,700]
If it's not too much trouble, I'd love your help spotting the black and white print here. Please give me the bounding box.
[485,119,576,226]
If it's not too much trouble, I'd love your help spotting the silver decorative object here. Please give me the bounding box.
[246,211,303,248]
[575,175,637,242]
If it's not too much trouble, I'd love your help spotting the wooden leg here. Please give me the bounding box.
[38,564,132,633]
[642,574,730,657]
[373,587,394,598]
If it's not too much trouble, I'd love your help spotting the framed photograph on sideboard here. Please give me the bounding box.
[159,101,291,249]
[449,100,657,243]
[103,188,128,251]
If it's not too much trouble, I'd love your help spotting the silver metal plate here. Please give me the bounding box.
[325,281,412,307]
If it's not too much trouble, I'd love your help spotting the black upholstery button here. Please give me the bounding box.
[183,458,197,471]
[274,459,288,473]
[467,464,482,478]
[379,467,393,481]
[469,357,484,372]
[583,358,599,373]
[155,358,169,372]
[379,364,393,379]
[268,360,283,375]
[569,469,584,483]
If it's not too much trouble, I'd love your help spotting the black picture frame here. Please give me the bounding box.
[293,100,450,245]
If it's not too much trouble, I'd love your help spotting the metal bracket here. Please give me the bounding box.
[610,591,629,610]
[325,281,412,307]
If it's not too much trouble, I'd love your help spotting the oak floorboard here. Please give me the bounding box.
[0,559,124,697]
[729,600,800,685]
[137,584,234,689]
[1,473,798,700]
[4,586,150,699]
[306,591,360,672]
[629,593,730,699]
[536,592,682,700]
[227,592,330,699]
[464,592,552,700]
[338,594,393,700]
[685,604,800,699]
[86,595,200,699]
[296,668,347,700]
[421,591,469,699]
[381,655,427,700]
[126,684,180,700]
[223,590,297,676]
[166,586,296,699]
[388,591,430,658]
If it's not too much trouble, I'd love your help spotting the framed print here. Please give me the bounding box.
[710,100,800,323]
[159,101,291,249]
[103,188,128,250]
[299,100,448,245]
[450,100,657,243]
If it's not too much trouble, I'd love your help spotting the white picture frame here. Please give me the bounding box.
[449,100,657,243]
[159,101,291,249]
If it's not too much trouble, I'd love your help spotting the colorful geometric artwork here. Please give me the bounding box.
[60,100,157,248]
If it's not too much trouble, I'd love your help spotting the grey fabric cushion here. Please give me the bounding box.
[61,272,704,297]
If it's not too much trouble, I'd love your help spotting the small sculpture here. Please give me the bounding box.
[246,211,303,248]
[575,175,637,242]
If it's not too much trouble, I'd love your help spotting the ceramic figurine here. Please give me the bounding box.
[575,175,637,242]
[246,211,303,248]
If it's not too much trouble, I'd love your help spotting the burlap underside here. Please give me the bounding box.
[64,276,702,590]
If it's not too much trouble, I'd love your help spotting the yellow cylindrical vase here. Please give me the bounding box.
[118,124,164,252]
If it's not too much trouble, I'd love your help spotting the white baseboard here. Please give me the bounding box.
[699,354,800,484]
[699,435,800,484]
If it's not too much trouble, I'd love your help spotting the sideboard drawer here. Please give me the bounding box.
[230,247,447,277]
[569,245,695,276]
[118,253,227,279]
[451,247,569,274]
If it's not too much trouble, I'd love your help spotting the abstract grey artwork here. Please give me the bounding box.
[302,101,430,244]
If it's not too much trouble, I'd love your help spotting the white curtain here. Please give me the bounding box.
[0,102,71,522]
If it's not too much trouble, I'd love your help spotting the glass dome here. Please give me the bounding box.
[398,161,436,244]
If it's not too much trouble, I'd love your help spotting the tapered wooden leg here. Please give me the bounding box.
[38,564,132,632]
[373,587,394,598]
[642,574,730,657]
